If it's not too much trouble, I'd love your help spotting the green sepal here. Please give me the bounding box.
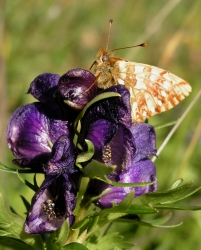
[76,140,94,164]
[61,242,89,250]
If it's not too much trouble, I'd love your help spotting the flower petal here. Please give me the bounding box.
[24,174,77,234]
[82,85,132,129]
[58,68,97,110]
[131,123,157,162]
[45,135,77,175]
[6,103,71,169]
[93,159,157,208]
[27,73,60,102]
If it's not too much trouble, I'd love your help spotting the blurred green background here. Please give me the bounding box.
[0,0,201,249]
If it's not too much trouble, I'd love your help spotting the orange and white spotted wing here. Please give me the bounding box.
[93,47,192,122]
[112,61,191,122]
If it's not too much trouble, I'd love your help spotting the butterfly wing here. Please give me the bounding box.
[112,61,191,122]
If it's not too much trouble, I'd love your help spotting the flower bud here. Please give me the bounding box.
[58,68,97,110]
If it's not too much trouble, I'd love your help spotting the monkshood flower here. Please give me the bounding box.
[6,102,73,169]
[6,73,75,169]
[80,85,157,208]
[24,135,78,234]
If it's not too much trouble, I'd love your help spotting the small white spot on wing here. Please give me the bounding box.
[157,100,162,106]
[134,65,145,74]
[161,90,167,97]
[118,62,127,72]
[117,78,125,85]
[135,76,147,89]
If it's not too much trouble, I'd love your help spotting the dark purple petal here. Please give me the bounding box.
[58,68,97,110]
[6,102,71,169]
[27,73,60,102]
[45,135,77,175]
[131,123,157,162]
[24,174,78,234]
[82,85,132,129]
[93,159,157,208]
[84,119,117,162]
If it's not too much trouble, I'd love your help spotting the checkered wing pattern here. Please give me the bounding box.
[113,61,191,122]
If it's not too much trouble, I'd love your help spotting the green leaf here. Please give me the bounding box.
[143,212,172,225]
[72,217,90,230]
[87,214,99,233]
[0,193,44,250]
[109,179,157,188]
[155,203,201,210]
[86,232,134,250]
[98,192,134,224]
[131,181,195,206]
[82,160,156,187]
[76,140,95,164]
[33,174,39,190]
[117,213,182,228]
[73,92,121,134]
[16,172,38,192]
[62,242,89,250]
[0,162,43,174]
[0,161,18,173]
[47,220,70,249]
[0,237,35,250]
[126,204,157,214]
[20,195,31,212]
[82,160,115,180]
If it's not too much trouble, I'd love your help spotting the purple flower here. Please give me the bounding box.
[24,135,78,234]
[24,173,78,234]
[79,85,157,208]
[6,102,72,169]
[58,68,97,110]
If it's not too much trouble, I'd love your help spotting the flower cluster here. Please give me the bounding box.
[6,68,157,234]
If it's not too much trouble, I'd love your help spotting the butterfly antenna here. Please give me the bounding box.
[106,19,113,51]
[112,43,147,52]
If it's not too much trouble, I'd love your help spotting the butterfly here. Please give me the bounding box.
[91,44,192,123]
